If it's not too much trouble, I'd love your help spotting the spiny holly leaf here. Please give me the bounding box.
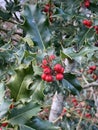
[61,45,98,63]
[0,9,12,20]
[7,64,33,102]
[25,117,60,130]
[21,4,51,50]
[64,73,82,91]
[8,102,41,125]
[62,73,82,95]
[30,80,45,102]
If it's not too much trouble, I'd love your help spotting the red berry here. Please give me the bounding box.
[94,26,98,31]
[9,104,14,109]
[89,66,96,71]
[41,64,48,69]
[71,98,77,103]
[43,67,51,74]
[62,108,67,113]
[43,4,50,13]
[42,59,48,65]
[92,74,97,80]
[41,73,47,80]
[87,69,93,74]
[56,73,64,80]
[60,67,64,73]
[85,113,91,118]
[54,64,62,73]
[83,20,92,28]
[49,55,55,61]
[86,105,91,109]
[0,128,2,130]
[1,122,8,127]
[73,102,78,107]
[61,108,67,116]
[77,110,82,114]
[84,1,90,8]
[45,75,53,82]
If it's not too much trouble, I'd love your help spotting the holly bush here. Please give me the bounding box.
[0,0,98,130]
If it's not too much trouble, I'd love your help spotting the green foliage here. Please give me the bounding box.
[7,64,33,102]
[0,0,98,129]
[25,117,60,130]
[8,102,41,125]
[22,4,51,51]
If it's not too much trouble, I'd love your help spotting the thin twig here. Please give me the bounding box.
[83,82,98,89]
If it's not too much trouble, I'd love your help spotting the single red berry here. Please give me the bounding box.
[89,66,96,71]
[86,105,91,109]
[54,64,62,73]
[61,108,67,116]
[41,73,47,80]
[92,74,97,80]
[87,69,93,74]
[71,98,77,103]
[43,67,51,74]
[9,104,14,109]
[45,75,53,82]
[49,55,56,61]
[56,73,64,80]
[77,110,82,114]
[62,108,67,113]
[1,122,8,127]
[41,64,49,69]
[94,25,98,31]
[84,1,90,8]
[43,4,50,13]
[73,102,78,107]
[85,113,91,118]
[60,67,65,73]
[42,59,48,65]
[83,20,92,28]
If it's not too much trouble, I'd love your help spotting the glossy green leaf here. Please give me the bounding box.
[7,64,33,102]
[64,73,82,91]
[8,102,41,125]
[62,45,98,63]
[33,65,42,76]
[62,73,82,95]
[31,80,45,102]
[26,117,60,130]
[22,4,51,51]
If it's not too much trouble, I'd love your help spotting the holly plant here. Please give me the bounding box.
[0,0,98,130]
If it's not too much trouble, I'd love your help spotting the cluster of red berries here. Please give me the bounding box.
[43,3,53,22]
[83,19,92,28]
[87,65,98,80]
[84,0,90,8]
[83,20,98,34]
[71,97,92,119]
[41,55,64,82]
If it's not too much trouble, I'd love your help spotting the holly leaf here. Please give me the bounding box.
[22,4,51,51]
[7,64,33,102]
[30,80,45,102]
[25,117,60,130]
[62,73,82,95]
[8,102,41,125]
